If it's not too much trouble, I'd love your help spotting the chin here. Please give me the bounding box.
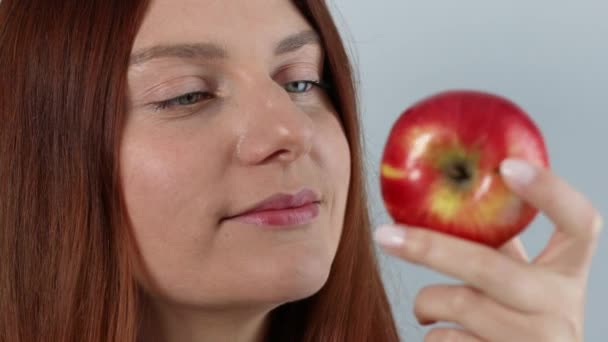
[256,245,335,306]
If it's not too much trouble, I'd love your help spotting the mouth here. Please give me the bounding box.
[223,188,322,227]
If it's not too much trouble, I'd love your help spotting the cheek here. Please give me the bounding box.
[120,135,198,231]
[316,112,352,246]
[119,121,226,226]
[327,125,351,203]
[118,125,224,292]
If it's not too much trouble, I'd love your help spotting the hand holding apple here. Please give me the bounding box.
[374,90,602,341]
[380,90,549,247]
[374,158,602,341]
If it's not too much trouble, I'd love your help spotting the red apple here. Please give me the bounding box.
[380,90,549,248]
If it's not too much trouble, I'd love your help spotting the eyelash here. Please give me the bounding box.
[153,80,329,111]
[283,79,329,94]
[153,92,213,111]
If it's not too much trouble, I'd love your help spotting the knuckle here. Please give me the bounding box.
[508,270,540,302]
[468,253,509,288]
[577,202,603,241]
[447,287,476,316]
[466,256,492,284]
[535,315,580,342]
[407,229,436,262]
[555,312,582,342]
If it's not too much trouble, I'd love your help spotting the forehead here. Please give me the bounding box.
[133,0,313,52]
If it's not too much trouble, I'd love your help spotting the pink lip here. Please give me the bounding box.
[225,189,321,226]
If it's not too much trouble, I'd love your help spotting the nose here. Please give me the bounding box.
[234,78,314,166]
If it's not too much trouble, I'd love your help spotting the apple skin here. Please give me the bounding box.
[380,90,549,248]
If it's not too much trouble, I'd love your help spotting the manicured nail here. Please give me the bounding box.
[500,159,537,186]
[374,224,407,247]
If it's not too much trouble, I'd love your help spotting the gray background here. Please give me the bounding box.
[329,1,607,341]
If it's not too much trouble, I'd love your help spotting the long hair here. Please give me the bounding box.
[0,1,400,341]
[0,1,149,341]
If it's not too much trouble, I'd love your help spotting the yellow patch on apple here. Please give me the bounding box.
[428,180,521,228]
[381,163,407,180]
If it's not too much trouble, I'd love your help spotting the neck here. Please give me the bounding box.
[140,299,272,342]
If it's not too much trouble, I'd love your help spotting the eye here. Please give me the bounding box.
[154,91,213,111]
[284,80,327,94]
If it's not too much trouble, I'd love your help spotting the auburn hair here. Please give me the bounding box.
[0,1,400,341]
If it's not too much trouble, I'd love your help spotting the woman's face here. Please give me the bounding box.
[122,0,351,310]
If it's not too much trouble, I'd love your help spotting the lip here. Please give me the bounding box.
[224,188,321,227]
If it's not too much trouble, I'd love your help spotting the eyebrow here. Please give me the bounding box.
[129,30,321,66]
[274,30,320,55]
[129,43,227,65]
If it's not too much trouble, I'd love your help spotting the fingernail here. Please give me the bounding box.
[374,224,407,247]
[500,159,537,186]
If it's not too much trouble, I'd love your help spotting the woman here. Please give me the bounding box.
[0,0,601,341]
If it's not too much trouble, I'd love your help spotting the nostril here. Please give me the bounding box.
[263,149,291,163]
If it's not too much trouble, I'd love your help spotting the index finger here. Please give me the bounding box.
[374,224,557,312]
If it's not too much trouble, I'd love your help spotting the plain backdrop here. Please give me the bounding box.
[329,1,607,341]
